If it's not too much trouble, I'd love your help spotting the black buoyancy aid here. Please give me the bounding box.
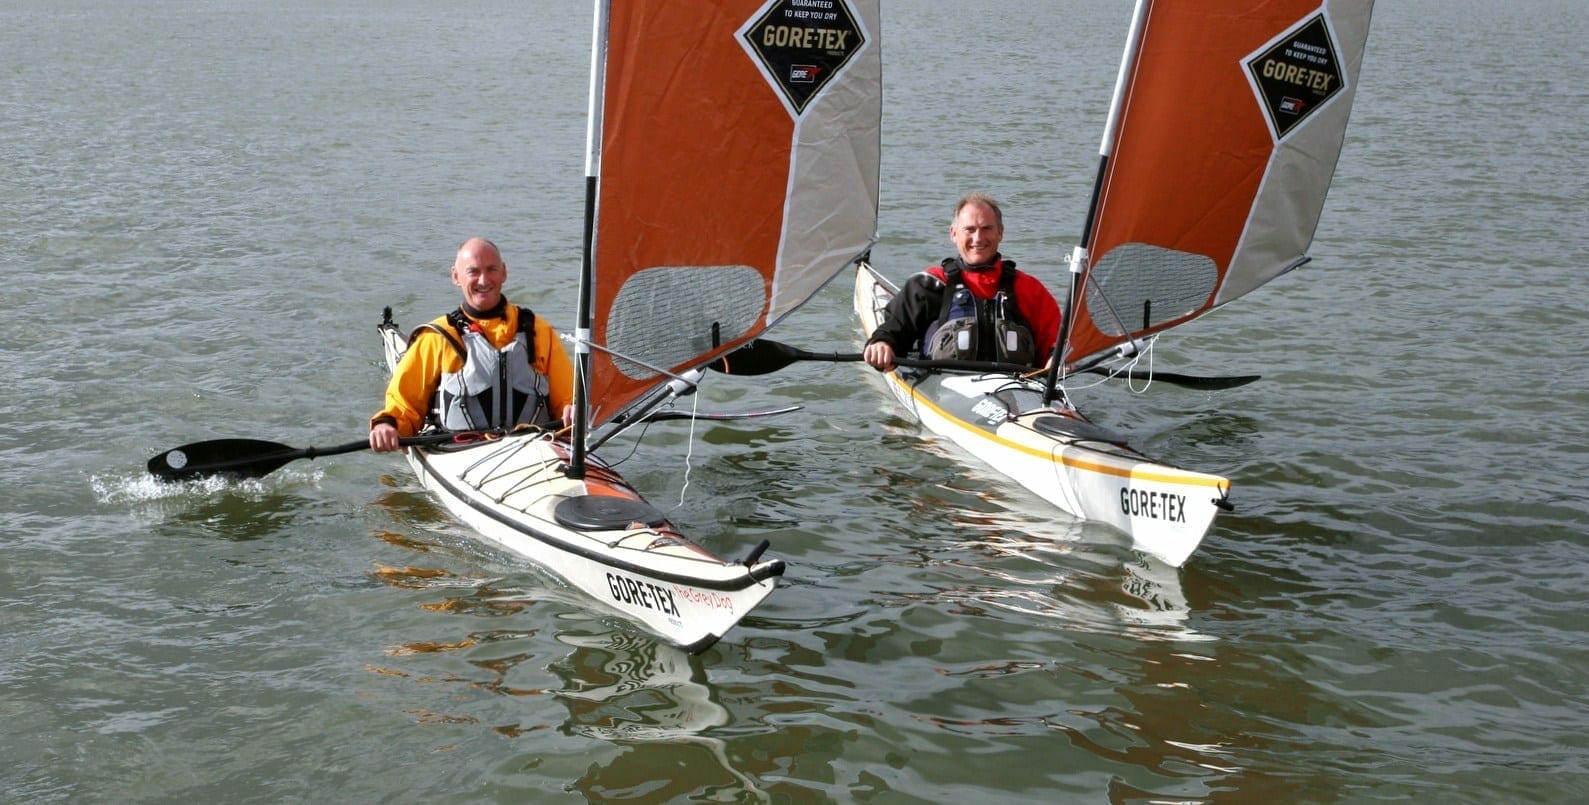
[921,262,1037,365]
[416,307,552,431]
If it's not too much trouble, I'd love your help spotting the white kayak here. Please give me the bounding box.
[853,261,1229,567]
[379,317,783,653]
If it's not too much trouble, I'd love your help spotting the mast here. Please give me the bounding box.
[568,0,610,480]
[1042,0,1151,405]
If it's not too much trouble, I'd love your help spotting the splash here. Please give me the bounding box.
[89,466,324,505]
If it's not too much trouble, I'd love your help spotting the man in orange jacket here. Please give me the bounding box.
[369,237,575,452]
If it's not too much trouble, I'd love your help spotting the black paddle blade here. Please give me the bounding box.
[1153,372,1260,390]
[706,339,806,376]
[1089,367,1262,390]
[148,438,306,482]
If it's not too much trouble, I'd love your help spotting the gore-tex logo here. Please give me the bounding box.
[1245,13,1346,139]
[740,0,866,115]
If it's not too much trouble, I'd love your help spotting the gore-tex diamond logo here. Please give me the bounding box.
[1245,13,1346,140]
[740,0,865,116]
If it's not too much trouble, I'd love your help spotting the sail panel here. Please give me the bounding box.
[766,24,883,325]
[588,0,880,425]
[1064,0,1374,364]
[606,265,766,380]
[1085,244,1219,338]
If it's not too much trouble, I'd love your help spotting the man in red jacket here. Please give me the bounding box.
[863,193,1062,372]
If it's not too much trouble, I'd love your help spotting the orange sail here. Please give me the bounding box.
[582,0,881,427]
[1062,0,1375,365]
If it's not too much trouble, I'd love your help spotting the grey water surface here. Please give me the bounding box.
[3,0,1586,801]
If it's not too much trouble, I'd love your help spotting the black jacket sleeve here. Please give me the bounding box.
[866,272,945,356]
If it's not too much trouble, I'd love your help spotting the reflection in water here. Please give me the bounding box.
[361,430,1243,798]
[1055,632,1405,802]
[371,481,459,529]
[870,473,1210,644]
[1114,556,1202,638]
[552,632,727,740]
[363,555,730,743]
[869,387,1235,637]
[364,525,772,800]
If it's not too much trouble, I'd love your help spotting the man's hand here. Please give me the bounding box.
[863,341,895,371]
[369,422,402,452]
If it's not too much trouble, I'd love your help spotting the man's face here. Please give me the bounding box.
[452,248,506,310]
[950,202,1003,265]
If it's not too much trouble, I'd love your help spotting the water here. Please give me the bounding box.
[5,0,1587,801]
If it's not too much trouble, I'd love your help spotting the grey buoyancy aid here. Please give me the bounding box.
[418,308,552,431]
[921,263,1037,365]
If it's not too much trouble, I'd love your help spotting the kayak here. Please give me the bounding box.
[852,261,1229,567]
[378,318,783,653]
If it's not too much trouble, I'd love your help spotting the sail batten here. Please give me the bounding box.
[1062,0,1375,366]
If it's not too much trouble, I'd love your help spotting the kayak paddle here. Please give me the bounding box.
[147,432,463,483]
[707,338,1259,389]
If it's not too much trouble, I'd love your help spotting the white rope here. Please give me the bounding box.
[1059,371,1112,393]
[673,387,701,510]
[1123,335,1156,394]
[1057,335,1159,394]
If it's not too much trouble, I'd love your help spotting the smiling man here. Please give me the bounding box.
[370,238,575,451]
[863,193,1062,372]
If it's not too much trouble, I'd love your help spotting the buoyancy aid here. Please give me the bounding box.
[417,308,552,431]
[920,261,1037,365]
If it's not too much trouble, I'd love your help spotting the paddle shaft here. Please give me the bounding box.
[848,348,1255,388]
[709,338,1254,388]
[802,349,1028,375]
[260,432,463,461]
[709,339,1027,375]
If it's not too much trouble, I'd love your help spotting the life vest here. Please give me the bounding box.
[416,308,552,431]
[920,262,1037,365]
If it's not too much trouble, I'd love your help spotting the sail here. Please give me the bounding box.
[1062,0,1375,365]
[584,0,881,427]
